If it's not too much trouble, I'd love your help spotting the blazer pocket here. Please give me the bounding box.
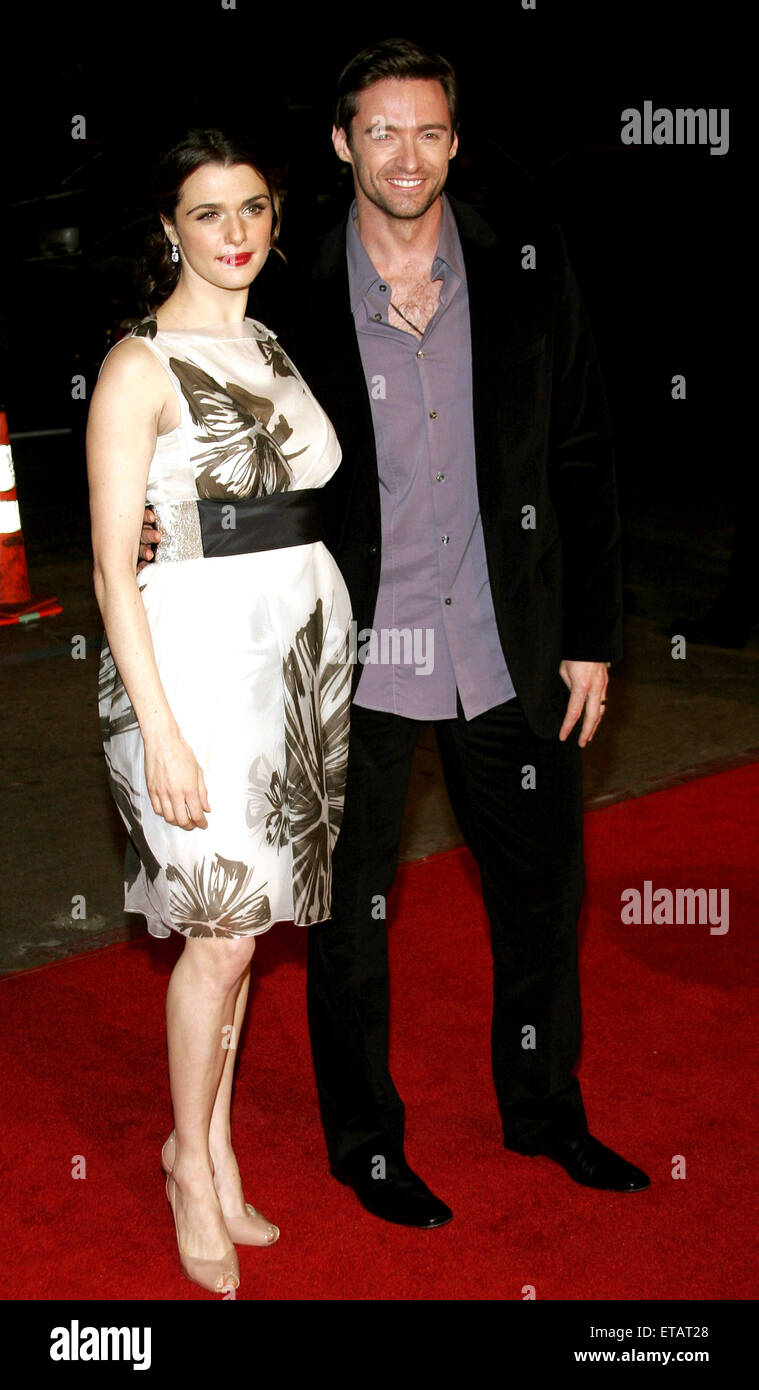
[497,334,549,438]
[500,332,548,368]
[537,532,562,583]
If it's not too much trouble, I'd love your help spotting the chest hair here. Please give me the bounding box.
[387,272,442,337]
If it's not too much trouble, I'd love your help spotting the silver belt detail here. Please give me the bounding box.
[151,501,204,564]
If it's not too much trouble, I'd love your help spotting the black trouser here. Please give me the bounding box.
[306,694,589,1179]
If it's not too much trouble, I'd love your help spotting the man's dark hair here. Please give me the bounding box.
[334,38,459,142]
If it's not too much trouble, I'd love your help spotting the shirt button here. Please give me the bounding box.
[417,349,424,359]
[435,472,445,482]
[373,312,382,322]
[444,597,452,605]
[368,544,378,555]
[429,410,437,419]
[378,283,387,292]
[441,535,450,545]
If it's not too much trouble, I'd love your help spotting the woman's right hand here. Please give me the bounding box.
[144,729,211,829]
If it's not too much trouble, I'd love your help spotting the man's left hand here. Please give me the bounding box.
[558,660,609,747]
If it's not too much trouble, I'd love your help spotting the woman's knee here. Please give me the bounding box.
[183,934,256,988]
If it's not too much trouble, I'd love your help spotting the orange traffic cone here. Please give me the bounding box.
[0,408,62,626]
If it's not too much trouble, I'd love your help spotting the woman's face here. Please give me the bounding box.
[163,161,274,293]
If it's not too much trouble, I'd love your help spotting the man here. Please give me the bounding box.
[292,38,650,1227]
[143,39,650,1227]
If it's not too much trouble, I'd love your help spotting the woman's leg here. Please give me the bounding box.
[165,936,256,1260]
[207,966,252,1215]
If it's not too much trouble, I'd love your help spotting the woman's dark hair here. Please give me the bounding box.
[334,38,459,143]
[137,129,284,311]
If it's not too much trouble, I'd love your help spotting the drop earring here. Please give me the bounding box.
[170,243,179,264]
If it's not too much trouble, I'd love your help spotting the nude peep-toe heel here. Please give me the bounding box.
[222,1202,279,1247]
[162,1132,279,1249]
[165,1172,240,1295]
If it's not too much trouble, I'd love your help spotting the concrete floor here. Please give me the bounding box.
[1,436,757,976]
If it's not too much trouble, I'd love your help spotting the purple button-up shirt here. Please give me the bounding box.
[347,194,516,720]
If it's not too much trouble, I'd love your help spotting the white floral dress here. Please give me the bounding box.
[98,316,352,939]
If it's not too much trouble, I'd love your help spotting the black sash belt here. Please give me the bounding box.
[151,489,325,565]
[199,489,325,557]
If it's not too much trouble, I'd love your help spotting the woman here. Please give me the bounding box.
[87,130,352,1295]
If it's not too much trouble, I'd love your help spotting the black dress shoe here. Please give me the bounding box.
[335,1158,453,1228]
[522,1133,650,1192]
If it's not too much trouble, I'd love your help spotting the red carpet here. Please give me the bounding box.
[1,763,757,1300]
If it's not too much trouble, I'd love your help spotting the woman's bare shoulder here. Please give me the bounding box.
[93,336,171,421]
[98,334,164,380]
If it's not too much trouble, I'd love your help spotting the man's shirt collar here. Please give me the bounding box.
[346,192,464,312]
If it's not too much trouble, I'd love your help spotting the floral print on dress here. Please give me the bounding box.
[99,639,140,743]
[169,358,307,499]
[165,856,271,938]
[282,599,351,922]
[99,641,161,888]
[256,336,297,380]
[246,756,290,851]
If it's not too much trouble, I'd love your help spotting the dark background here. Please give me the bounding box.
[0,2,751,982]
[0,0,740,578]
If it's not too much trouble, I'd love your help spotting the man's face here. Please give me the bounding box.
[333,77,458,220]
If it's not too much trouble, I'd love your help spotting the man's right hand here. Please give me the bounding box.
[138,506,161,572]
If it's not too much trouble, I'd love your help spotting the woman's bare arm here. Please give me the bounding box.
[87,340,210,829]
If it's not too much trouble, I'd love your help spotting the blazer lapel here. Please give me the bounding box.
[449,196,550,580]
[448,195,514,564]
[304,222,381,548]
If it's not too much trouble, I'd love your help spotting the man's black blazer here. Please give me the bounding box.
[267,195,623,740]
